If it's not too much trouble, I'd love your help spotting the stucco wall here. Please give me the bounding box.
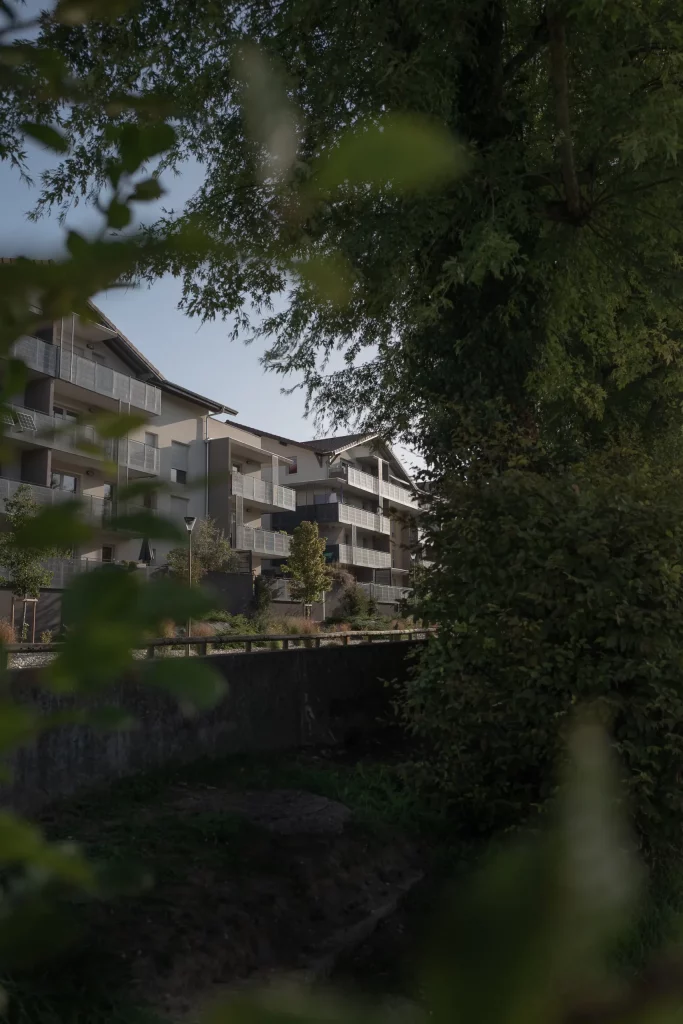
[2,640,424,812]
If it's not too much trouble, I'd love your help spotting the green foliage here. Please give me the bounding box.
[282,521,333,607]
[166,517,240,584]
[252,574,273,631]
[13,0,683,468]
[337,582,377,620]
[403,448,683,864]
[0,485,64,597]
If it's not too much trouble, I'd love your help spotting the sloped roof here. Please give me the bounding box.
[297,433,371,454]
[0,261,236,413]
[223,421,417,489]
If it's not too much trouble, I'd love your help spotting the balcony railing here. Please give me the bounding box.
[383,480,417,508]
[4,405,114,461]
[235,525,291,556]
[330,463,417,509]
[10,335,161,415]
[338,503,390,534]
[119,438,160,475]
[0,478,111,522]
[12,335,59,376]
[359,582,411,604]
[41,557,152,589]
[336,544,391,569]
[231,471,296,510]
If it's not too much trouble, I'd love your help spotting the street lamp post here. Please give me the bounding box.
[184,516,197,657]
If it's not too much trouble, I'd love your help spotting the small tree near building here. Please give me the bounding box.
[0,485,58,640]
[166,517,240,585]
[282,521,333,615]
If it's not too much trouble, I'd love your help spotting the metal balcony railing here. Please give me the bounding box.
[119,438,160,475]
[383,480,417,508]
[59,351,161,415]
[12,336,59,376]
[3,405,114,460]
[40,557,152,589]
[0,478,111,522]
[338,503,390,534]
[231,471,296,510]
[336,544,391,569]
[359,582,412,604]
[235,525,291,556]
[10,335,161,415]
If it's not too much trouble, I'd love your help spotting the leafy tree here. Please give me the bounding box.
[8,0,683,469]
[166,517,240,585]
[0,484,70,638]
[282,521,332,610]
[0,485,55,599]
[403,443,683,864]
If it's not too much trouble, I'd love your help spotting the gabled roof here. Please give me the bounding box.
[0,262,237,414]
[297,432,373,455]
[86,301,238,414]
[223,421,417,490]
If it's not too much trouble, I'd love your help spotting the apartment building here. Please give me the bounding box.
[4,307,239,584]
[218,425,423,604]
[207,421,297,574]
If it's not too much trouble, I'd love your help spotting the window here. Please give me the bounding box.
[53,406,79,423]
[102,545,115,563]
[103,483,114,502]
[51,472,78,494]
[232,462,242,474]
[145,432,158,449]
[143,490,155,510]
[288,456,297,475]
[171,440,189,484]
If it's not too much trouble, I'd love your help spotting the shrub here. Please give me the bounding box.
[0,619,16,645]
[40,630,54,644]
[281,617,319,636]
[401,453,683,864]
[204,609,234,623]
[252,575,273,618]
[158,619,176,639]
[190,621,215,638]
[338,582,372,618]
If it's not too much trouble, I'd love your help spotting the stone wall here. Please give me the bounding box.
[3,640,424,813]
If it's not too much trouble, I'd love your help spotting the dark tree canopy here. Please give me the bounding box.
[5,0,683,466]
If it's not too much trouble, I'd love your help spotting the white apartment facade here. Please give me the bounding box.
[220,425,424,604]
[4,307,297,586]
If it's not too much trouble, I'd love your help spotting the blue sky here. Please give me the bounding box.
[0,143,332,440]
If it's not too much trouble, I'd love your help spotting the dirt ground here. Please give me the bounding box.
[35,766,425,1019]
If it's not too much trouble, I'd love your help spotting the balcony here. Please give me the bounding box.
[12,335,58,376]
[334,544,391,569]
[3,405,114,461]
[384,479,417,509]
[330,462,380,495]
[338,503,390,534]
[0,478,111,523]
[41,557,152,589]
[329,462,417,508]
[231,471,296,511]
[271,501,390,535]
[235,525,291,556]
[119,438,160,475]
[359,582,412,604]
[10,335,161,415]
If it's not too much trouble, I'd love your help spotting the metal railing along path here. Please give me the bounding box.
[5,628,434,665]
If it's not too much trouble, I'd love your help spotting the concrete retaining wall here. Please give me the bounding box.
[3,641,424,813]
